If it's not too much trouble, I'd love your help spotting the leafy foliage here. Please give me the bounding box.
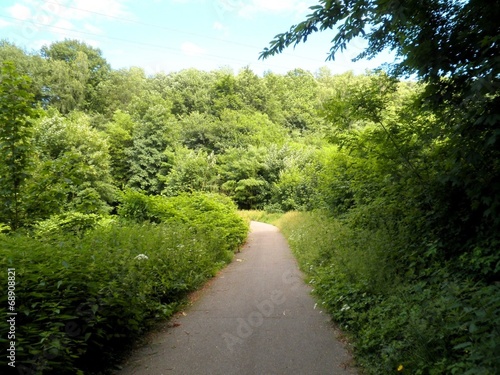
[0,61,37,229]
[41,39,111,111]
[27,110,116,220]
[33,212,104,239]
[160,147,219,195]
[276,212,500,374]
[127,102,178,194]
[102,110,136,186]
[1,28,499,374]
[0,193,246,374]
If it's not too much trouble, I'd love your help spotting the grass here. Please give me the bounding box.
[237,210,284,225]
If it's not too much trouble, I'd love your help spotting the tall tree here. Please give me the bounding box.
[0,40,48,105]
[41,39,111,111]
[103,110,136,186]
[212,70,244,115]
[235,67,269,113]
[41,53,90,113]
[155,69,214,116]
[95,67,147,117]
[0,61,37,229]
[127,101,179,194]
[260,0,500,247]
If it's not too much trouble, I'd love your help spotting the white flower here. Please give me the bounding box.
[340,304,351,312]
[134,254,149,260]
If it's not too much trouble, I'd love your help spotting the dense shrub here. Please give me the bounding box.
[118,190,247,251]
[0,193,247,374]
[276,211,500,375]
[33,212,104,239]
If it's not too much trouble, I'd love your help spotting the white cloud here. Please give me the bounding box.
[238,0,314,18]
[7,4,32,20]
[53,19,74,31]
[213,21,225,30]
[181,41,206,57]
[3,0,129,46]
[51,19,76,39]
[84,23,103,34]
[0,19,11,28]
[71,0,131,19]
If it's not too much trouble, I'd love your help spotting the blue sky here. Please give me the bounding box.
[0,0,394,75]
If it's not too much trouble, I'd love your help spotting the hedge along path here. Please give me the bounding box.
[117,221,356,375]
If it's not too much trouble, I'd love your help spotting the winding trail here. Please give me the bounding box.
[117,221,356,375]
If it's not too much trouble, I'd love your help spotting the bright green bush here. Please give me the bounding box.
[28,110,117,220]
[0,192,247,374]
[118,190,247,251]
[33,212,104,239]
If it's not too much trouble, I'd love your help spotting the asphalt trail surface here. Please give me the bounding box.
[117,221,355,375]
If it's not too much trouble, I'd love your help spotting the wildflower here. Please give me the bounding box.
[134,254,149,260]
[397,364,404,372]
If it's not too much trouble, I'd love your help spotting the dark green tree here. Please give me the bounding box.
[95,67,147,117]
[127,102,179,194]
[212,70,244,115]
[0,61,37,229]
[103,110,136,186]
[261,0,500,254]
[219,147,269,209]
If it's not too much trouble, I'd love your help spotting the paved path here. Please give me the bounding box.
[117,221,355,375]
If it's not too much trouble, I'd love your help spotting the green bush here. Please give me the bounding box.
[276,211,500,375]
[118,190,248,251]
[33,212,104,239]
[0,193,247,374]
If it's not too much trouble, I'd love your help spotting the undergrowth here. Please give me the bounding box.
[276,211,500,375]
[0,192,247,374]
[237,210,283,225]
